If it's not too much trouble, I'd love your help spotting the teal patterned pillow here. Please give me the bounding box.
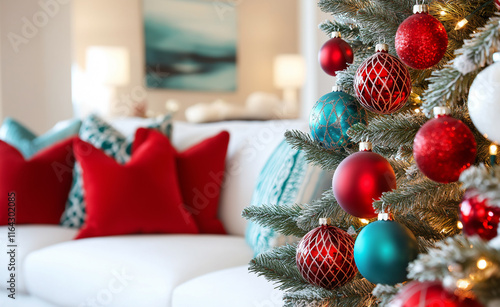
[0,117,81,158]
[245,139,331,256]
[60,114,173,228]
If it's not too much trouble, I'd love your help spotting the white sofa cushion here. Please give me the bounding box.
[172,265,283,307]
[24,235,253,307]
[0,225,77,295]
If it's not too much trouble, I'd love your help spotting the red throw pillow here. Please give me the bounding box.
[134,129,230,234]
[0,138,75,225]
[176,131,229,234]
[74,129,198,239]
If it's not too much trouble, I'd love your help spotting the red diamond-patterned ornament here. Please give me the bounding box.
[354,43,411,114]
[296,218,357,289]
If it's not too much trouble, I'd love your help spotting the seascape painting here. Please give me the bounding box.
[143,0,237,91]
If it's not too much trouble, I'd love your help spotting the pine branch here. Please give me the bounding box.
[460,164,500,207]
[283,278,376,307]
[406,235,500,305]
[374,179,463,214]
[422,13,500,116]
[249,244,308,292]
[347,111,427,149]
[285,130,349,172]
[319,20,360,40]
[296,190,365,234]
[242,204,307,238]
[318,0,368,18]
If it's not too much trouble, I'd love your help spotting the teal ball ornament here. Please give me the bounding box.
[354,218,418,285]
[309,86,367,150]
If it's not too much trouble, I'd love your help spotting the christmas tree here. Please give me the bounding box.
[243,0,500,306]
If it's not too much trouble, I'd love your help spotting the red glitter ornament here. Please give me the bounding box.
[413,107,477,184]
[319,32,354,76]
[296,218,357,290]
[460,190,500,241]
[332,142,397,219]
[395,5,448,70]
[391,281,483,307]
[354,43,411,114]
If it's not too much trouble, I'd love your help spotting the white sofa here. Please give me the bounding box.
[0,119,306,307]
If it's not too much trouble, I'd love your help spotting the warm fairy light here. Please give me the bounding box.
[456,279,471,290]
[457,221,463,229]
[494,52,500,63]
[455,18,469,30]
[490,144,498,156]
[360,219,370,224]
[440,10,446,16]
[477,258,488,270]
[414,108,421,113]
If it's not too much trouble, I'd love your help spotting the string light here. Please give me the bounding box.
[493,52,500,63]
[491,144,498,165]
[457,221,463,229]
[414,108,421,113]
[455,0,494,30]
[360,219,370,224]
[455,18,469,30]
[456,279,471,290]
[490,144,498,155]
[477,258,488,270]
[440,10,446,16]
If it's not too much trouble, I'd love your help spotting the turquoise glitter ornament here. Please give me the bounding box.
[354,214,418,285]
[309,86,367,150]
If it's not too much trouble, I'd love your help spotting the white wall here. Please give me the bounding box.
[0,0,73,134]
[73,0,300,120]
[300,0,336,120]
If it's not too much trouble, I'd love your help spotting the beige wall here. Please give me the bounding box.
[0,0,73,133]
[73,0,300,120]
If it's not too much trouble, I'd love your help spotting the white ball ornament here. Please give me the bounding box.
[468,61,500,143]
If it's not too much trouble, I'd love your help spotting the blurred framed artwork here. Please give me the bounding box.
[143,0,237,91]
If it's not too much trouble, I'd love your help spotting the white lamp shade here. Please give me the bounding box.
[86,46,130,86]
[274,54,306,88]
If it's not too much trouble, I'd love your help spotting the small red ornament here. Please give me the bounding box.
[319,32,354,76]
[460,190,500,241]
[395,4,448,70]
[496,0,500,10]
[413,107,477,184]
[391,281,483,307]
[354,43,411,114]
[296,218,357,290]
[332,142,397,218]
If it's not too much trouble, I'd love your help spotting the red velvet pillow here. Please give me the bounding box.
[176,131,230,234]
[0,138,75,225]
[134,129,230,234]
[75,129,199,239]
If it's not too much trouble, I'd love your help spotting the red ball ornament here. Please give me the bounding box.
[460,190,500,241]
[319,32,354,76]
[413,107,477,184]
[296,218,357,290]
[395,5,448,70]
[496,0,500,10]
[332,142,397,218]
[354,43,411,114]
[391,281,483,307]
